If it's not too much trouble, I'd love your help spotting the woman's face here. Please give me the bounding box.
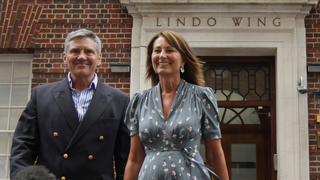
[151,36,185,78]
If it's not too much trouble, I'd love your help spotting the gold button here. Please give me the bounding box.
[61,176,66,180]
[88,155,93,160]
[99,136,104,140]
[63,154,68,158]
[53,132,58,137]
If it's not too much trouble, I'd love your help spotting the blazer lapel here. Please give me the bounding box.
[52,78,80,133]
[66,81,114,150]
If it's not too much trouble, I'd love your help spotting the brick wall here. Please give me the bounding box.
[306,2,320,179]
[0,0,132,94]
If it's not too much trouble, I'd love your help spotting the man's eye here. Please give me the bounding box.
[71,50,79,53]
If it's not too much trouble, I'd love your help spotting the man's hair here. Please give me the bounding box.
[13,165,56,180]
[64,29,102,55]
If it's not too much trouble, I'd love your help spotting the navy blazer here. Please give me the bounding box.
[10,78,130,180]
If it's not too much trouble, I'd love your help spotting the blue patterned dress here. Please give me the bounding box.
[125,79,221,180]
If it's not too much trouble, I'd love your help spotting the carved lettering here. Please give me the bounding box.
[154,17,281,27]
[232,17,242,26]
[258,17,266,26]
[207,17,216,27]
[193,17,201,26]
[273,17,281,27]
[157,17,161,26]
[177,18,185,26]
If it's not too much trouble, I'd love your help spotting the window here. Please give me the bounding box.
[0,54,32,179]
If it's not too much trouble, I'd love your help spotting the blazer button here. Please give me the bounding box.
[99,136,104,140]
[88,155,93,160]
[53,132,58,137]
[63,154,68,158]
[61,176,66,180]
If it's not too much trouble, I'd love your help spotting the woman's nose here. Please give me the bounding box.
[159,51,167,59]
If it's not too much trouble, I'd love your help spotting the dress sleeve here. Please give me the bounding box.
[198,87,222,141]
[124,92,141,136]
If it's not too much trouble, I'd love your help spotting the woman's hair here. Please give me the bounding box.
[64,29,102,55]
[145,31,205,87]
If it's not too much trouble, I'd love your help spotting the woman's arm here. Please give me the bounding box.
[205,139,229,180]
[124,135,146,180]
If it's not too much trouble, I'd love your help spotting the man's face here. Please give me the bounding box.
[63,37,101,80]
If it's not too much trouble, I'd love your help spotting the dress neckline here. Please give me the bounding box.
[155,79,185,122]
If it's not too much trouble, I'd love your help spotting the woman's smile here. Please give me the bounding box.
[158,62,170,66]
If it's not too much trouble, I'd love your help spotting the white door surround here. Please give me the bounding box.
[120,1,319,179]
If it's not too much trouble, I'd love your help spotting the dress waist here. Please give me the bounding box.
[146,148,221,180]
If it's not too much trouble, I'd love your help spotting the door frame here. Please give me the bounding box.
[200,56,277,180]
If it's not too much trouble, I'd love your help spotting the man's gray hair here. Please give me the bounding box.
[64,29,102,55]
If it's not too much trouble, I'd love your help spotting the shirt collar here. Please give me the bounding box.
[67,72,98,90]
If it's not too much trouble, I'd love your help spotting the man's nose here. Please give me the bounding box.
[77,51,87,60]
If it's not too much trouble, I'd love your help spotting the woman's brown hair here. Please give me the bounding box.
[145,31,205,87]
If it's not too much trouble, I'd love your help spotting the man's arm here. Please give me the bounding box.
[10,88,40,179]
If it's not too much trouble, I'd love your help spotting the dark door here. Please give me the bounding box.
[220,106,270,180]
[200,57,276,180]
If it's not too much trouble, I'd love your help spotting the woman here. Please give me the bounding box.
[124,31,229,180]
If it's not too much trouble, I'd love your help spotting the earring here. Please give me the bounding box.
[180,66,185,73]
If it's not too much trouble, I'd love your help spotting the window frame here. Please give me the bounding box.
[0,54,33,180]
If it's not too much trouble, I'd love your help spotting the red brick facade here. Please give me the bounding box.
[0,0,132,94]
[306,2,320,179]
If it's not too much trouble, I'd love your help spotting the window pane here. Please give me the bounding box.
[11,85,29,106]
[10,109,24,130]
[0,133,8,154]
[204,62,270,101]
[0,157,7,179]
[0,109,9,130]
[231,144,256,180]
[13,62,31,83]
[0,85,10,106]
[219,107,260,124]
[0,62,12,83]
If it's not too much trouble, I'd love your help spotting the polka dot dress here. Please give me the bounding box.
[125,79,221,180]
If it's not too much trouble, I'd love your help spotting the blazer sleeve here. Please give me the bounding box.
[114,95,131,180]
[10,87,40,179]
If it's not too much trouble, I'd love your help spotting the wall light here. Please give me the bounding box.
[110,64,130,73]
[307,64,320,73]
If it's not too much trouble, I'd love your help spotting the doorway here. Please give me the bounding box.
[200,57,276,180]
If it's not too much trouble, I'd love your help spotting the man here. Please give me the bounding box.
[10,29,130,180]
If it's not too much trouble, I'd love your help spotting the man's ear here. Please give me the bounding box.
[63,52,67,65]
[97,54,102,67]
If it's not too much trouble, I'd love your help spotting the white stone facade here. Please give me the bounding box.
[120,0,319,179]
